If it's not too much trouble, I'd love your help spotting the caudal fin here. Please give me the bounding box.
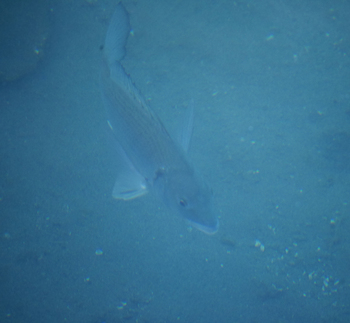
[104,3,130,66]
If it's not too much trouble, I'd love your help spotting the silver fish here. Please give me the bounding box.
[100,3,218,234]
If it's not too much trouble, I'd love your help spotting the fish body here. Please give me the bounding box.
[100,3,218,234]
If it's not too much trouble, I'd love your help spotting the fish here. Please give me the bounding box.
[100,3,218,234]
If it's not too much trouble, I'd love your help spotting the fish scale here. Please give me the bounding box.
[100,3,218,234]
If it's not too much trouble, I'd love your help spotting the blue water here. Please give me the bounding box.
[0,0,349,322]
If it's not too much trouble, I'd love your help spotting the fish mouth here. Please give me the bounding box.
[189,218,219,235]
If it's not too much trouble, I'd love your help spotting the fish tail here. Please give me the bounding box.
[104,2,130,66]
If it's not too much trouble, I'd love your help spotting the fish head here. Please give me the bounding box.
[154,167,219,234]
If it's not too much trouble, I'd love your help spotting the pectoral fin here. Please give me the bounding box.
[109,126,149,200]
[113,167,148,200]
[178,99,194,153]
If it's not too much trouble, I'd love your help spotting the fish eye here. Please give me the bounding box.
[179,198,188,207]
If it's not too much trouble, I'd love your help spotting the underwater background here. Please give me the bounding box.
[0,0,349,322]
